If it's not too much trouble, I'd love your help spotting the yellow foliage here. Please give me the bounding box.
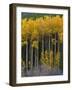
[21,16,63,68]
[50,50,53,67]
[40,52,45,64]
[55,52,60,65]
[40,50,49,66]
[32,41,38,48]
[31,29,39,40]
[44,50,49,64]
[22,41,28,46]
[21,16,63,43]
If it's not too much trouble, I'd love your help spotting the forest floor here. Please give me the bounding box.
[21,65,63,77]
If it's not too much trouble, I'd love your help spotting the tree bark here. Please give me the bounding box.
[58,33,60,72]
[26,40,28,74]
[31,45,33,71]
[49,34,50,67]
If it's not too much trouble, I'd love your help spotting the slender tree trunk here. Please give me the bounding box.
[50,34,53,68]
[47,36,49,66]
[54,33,56,67]
[56,33,60,73]
[58,33,60,73]
[36,46,39,69]
[29,42,31,70]
[44,35,46,52]
[51,35,53,68]
[35,48,37,69]
[44,35,49,66]
[42,35,44,53]
[39,38,41,71]
[34,41,39,69]
[22,44,26,67]
[31,44,33,71]
[26,40,28,74]
[49,34,50,67]
[28,40,30,70]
